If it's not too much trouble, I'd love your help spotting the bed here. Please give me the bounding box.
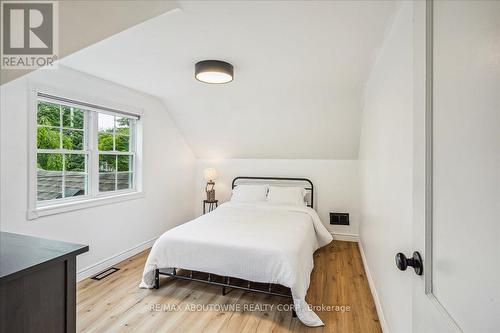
[140,177,333,326]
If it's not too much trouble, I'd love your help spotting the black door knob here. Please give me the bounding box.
[395,251,423,275]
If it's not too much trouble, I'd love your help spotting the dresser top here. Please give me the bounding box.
[0,232,88,282]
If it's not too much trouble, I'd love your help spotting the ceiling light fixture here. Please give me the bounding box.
[195,60,233,84]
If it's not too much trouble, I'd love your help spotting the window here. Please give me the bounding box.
[31,93,142,217]
[37,101,88,201]
[98,113,135,192]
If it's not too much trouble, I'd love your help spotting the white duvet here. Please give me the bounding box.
[140,202,333,326]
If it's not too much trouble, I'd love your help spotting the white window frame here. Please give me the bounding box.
[35,97,91,206]
[95,112,137,195]
[28,85,144,220]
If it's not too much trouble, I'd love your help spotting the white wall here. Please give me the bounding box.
[195,159,360,237]
[0,66,196,277]
[358,2,413,333]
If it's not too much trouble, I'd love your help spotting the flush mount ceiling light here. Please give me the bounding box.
[195,60,234,84]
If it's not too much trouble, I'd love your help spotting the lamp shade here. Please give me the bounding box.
[195,60,233,84]
[203,168,218,182]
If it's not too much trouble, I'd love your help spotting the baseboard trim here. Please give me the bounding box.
[77,236,158,282]
[358,238,389,333]
[330,232,359,242]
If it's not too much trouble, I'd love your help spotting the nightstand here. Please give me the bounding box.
[203,200,218,214]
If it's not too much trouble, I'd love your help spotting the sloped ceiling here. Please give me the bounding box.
[1,1,179,85]
[62,1,398,159]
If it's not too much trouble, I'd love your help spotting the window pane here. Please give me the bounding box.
[115,117,130,135]
[98,133,114,151]
[37,153,63,171]
[99,173,116,192]
[37,170,62,201]
[65,154,86,172]
[98,113,114,133]
[117,172,133,190]
[37,153,63,201]
[63,129,83,150]
[62,107,84,129]
[65,172,86,198]
[99,154,116,172]
[37,102,60,126]
[37,127,60,149]
[117,155,132,172]
[115,135,129,152]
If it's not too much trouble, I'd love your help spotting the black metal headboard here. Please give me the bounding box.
[231,176,314,208]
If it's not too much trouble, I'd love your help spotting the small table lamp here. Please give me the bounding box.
[203,168,218,201]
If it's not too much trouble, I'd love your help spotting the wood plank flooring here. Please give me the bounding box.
[77,241,381,333]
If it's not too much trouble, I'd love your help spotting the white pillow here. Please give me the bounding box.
[231,184,268,203]
[266,186,306,206]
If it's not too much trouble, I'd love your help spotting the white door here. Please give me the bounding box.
[411,1,500,332]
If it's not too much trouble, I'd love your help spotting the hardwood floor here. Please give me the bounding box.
[77,241,381,333]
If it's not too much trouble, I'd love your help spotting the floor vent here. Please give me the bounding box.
[91,267,120,281]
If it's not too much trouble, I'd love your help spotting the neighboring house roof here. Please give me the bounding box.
[37,170,130,201]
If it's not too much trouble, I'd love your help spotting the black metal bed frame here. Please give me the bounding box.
[155,268,292,298]
[154,176,315,317]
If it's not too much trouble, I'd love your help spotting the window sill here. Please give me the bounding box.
[28,191,145,220]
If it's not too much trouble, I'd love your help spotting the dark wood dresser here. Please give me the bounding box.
[0,232,88,333]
